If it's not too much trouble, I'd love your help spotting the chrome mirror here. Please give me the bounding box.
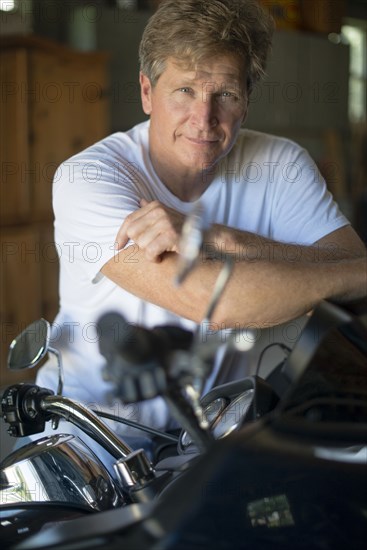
[8,319,50,370]
[7,319,64,396]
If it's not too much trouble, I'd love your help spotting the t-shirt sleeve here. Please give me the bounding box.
[270,143,349,245]
[53,142,144,284]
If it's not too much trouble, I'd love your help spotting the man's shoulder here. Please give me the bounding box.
[62,120,149,166]
[53,121,150,192]
[236,128,303,153]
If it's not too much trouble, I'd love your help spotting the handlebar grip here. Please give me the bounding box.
[98,312,160,364]
[97,312,193,403]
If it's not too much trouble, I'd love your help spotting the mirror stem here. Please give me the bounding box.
[48,347,64,396]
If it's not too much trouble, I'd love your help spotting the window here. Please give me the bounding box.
[0,0,18,11]
[342,19,367,123]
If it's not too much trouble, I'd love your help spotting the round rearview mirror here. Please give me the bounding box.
[8,319,50,370]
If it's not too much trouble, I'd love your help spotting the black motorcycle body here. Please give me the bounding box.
[1,300,366,550]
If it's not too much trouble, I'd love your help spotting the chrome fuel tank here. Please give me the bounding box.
[0,433,122,511]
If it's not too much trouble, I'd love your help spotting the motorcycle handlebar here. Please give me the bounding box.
[40,395,133,459]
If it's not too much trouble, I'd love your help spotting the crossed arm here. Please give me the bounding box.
[101,200,367,328]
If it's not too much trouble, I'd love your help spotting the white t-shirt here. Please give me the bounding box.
[36,121,348,430]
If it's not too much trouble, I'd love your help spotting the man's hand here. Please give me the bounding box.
[115,199,185,262]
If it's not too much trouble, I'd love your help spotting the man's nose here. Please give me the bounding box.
[190,95,218,129]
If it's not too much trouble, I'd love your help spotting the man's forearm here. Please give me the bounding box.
[212,255,367,328]
[110,201,366,328]
[201,223,366,326]
[206,224,366,263]
[103,245,366,330]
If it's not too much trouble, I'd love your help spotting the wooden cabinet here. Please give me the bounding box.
[0,226,43,385]
[0,48,30,226]
[0,35,110,386]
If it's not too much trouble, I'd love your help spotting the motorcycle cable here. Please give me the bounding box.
[255,342,292,379]
[92,409,179,443]
[253,342,291,421]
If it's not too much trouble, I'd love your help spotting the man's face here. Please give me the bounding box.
[140,55,249,184]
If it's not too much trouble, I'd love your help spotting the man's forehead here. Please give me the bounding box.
[168,57,245,84]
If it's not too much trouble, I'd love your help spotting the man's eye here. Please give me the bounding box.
[179,87,192,94]
[221,91,236,99]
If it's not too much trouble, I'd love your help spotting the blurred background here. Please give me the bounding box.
[0,0,366,392]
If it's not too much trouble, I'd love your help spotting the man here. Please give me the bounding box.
[37,0,366,439]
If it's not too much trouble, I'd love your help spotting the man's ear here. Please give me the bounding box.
[140,72,153,115]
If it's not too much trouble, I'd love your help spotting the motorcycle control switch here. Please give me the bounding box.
[1,384,54,437]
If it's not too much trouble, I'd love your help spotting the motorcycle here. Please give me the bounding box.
[1,207,366,549]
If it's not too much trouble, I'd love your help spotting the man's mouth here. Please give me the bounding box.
[185,136,220,145]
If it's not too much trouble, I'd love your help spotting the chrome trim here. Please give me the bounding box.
[114,449,155,488]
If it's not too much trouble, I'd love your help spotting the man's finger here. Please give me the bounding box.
[115,201,152,249]
[114,223,129,250]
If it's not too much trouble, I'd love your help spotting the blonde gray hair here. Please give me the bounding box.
[139,0,274,91]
